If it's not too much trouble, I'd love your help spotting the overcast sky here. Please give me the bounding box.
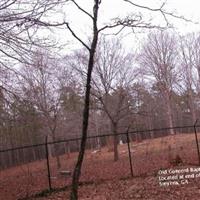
[50,0,200,53]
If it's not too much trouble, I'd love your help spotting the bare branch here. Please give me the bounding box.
[124,0,195,26]
[27,18,91,51]
[65,23,91,51]
[70,0,94,19]
[98,15,166,33]
[124,0,165,12]
[0,0,17,10]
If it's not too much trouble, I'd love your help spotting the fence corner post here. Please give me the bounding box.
[45,135,52,191]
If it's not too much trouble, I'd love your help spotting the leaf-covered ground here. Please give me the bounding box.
[1,133,200,200]
[34,175,200,200]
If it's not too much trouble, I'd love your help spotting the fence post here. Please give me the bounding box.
[45,135,52,191]
[194,120,200,166]
[126,127,133,177]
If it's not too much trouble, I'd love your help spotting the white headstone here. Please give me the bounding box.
[119,140,123,145]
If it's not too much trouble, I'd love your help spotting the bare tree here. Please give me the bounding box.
[58,68,83,141]
[138,31,179,134]
[20,49,62,169]
[179,34,197,123]
[190,33,200,94]
[0,1,66,150]
[91,37,137,161]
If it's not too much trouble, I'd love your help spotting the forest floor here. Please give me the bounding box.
[1,132,200,200]
[33,174,200,200]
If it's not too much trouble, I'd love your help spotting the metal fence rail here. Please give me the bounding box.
[1,124,199,153]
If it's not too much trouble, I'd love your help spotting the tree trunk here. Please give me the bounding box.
[52,135,61,169]
[70,2,99,199]
[112,122,119,162]
[55,150,61,169]
[165,93,174,135]
[188,89,196,123]
[113,134,119,161]
[148,114,154,139]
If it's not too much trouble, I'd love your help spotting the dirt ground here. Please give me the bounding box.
[1,133,200,200]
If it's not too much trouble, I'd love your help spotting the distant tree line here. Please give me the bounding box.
[1,31,200,169]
